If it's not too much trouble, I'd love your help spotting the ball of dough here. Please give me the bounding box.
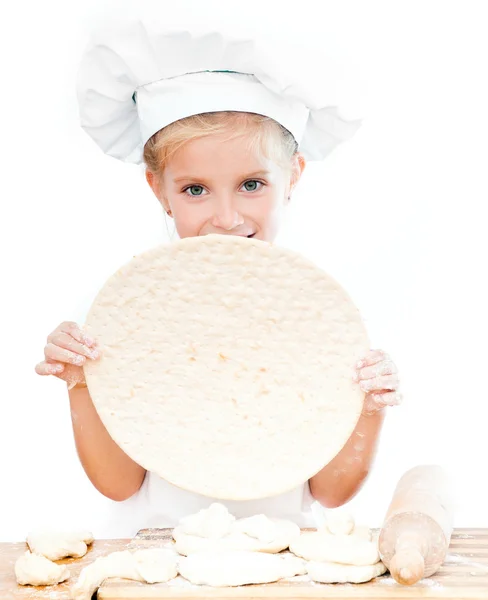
[325,510,355,535]
[179,503,235,539]
[307,560,387,583]
[15,551,69,586]
[27,530,94,561]
[173,514,299,556]
[178,550,306,586]
[289,531,379,566]
[232,514,282,543]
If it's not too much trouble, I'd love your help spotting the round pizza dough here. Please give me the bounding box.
[84,235,369,500]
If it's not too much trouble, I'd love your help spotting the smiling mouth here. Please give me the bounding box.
[247,233,256,238]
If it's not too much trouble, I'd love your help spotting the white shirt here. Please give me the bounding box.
[104,472,316,537]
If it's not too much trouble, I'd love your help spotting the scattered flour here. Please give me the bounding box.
[377,576,444,589]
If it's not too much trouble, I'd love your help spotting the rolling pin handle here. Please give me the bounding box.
[389,548,425,585]
[378,466,454,585]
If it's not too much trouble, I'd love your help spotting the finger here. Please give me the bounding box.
[355,359,398,381]
[359,374,399,393]
[63,365,87,389]
[369,391,403,409]
[48,331,99,360]
[35,361,65,376]
[362,391,402,415]
[44,343,87,366]
[355,349,389,370]
[53,322,96,348]
[373,392,403,406]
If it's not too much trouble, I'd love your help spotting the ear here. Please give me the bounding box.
[292,152,306,185]
[146,169,171,214]
[286,152,306,202]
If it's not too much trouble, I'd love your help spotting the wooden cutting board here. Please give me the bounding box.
[0,538,129,599]
[99,528,488,599]
[2,529,487,599]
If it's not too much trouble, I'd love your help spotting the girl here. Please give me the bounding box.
[35,23,401,532]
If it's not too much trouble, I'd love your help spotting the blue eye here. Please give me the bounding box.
[186,185,204,196]
[243,180,263,192]
[182,180,264,197]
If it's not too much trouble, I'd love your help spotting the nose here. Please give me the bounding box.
[211,197,244,231]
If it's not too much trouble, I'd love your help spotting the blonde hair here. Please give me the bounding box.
[143,111,299,179]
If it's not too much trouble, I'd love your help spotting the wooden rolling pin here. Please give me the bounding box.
[378,465,454,585]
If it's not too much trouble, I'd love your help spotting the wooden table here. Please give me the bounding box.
[1,529,488,599]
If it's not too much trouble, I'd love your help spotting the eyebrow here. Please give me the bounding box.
[173,170,272,183]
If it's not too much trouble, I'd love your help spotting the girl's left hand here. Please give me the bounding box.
[353,349,402,415]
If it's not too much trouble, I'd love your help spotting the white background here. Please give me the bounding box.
[1,0,487,541]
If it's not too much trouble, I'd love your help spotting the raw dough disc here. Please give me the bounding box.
[307,560,387,583]
[84,235,369,500]
[178,550,306,586]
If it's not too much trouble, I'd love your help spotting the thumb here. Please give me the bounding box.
[60,364,87,390]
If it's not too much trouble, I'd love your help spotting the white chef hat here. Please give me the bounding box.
[76,20,362,165]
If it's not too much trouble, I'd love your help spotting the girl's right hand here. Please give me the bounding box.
[35,321,100,389]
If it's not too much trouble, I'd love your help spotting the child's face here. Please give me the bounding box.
[147,133,305,242]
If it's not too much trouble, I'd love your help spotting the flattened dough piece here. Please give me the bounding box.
[27,530,94,561]
[174,516,300,555]
[307,560,387,583]
[290,531,379,566]
[15,551,69,586]
[84,234,369,500]
[178,550,306,586]
[71,549,178,600]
